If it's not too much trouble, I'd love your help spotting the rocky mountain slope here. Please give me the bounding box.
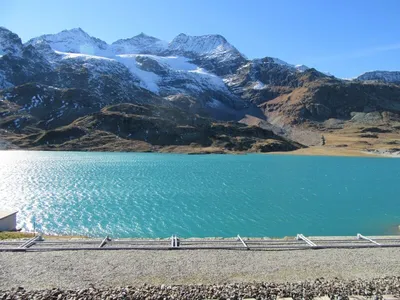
[1,26,399,153]
[356,71,400,84]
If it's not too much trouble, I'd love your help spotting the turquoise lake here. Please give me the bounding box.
[0,151,399,238]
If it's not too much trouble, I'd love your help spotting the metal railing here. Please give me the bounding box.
[1,233,399,252]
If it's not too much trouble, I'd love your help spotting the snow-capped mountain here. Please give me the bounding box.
[166,33,246,76]
[27,28,109,56]
[168,33,239,57]
[2,26,400,153]
[112,33,167,55]
[17,28,246,109]
[357,71,400,84]
[0,26,344,125]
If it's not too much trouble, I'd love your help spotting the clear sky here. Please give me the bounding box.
[1,0,399,78]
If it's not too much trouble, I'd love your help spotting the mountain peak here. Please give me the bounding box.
[26,27,108,55]
[169,33,237,57]
[61,27,90,37]
[0,27,23,57]
[111,33,167,55]
[67,27,86,33]
[136,32,150,38]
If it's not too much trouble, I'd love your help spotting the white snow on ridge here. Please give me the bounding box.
[55,51,115,61]
[116,55,160,93]
[116,54,228,93]
[120,54,199,71]
[43,49,230,95]
[141,55,226,88]
[252,81,266,90]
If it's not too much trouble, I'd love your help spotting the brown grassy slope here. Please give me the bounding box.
[2,103,303,154]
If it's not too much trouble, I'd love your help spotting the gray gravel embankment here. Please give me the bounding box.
[1,247,400,291]
[1,277,400,299]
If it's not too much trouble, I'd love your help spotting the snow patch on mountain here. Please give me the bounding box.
[116,54,230,95]
[116,54,160,93]
[56,51,115,61]
[56,51,136,80]
[252,81,266,90]
[139,55,227,88]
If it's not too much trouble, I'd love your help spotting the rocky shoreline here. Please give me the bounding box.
[363,149,400,158]
[1,277,399,299]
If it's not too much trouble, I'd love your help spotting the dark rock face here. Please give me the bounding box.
[0,48,52,88]
[135,56,168,75]
[225,62,332,105]
[0,27,23,56]
[0,83,100,131]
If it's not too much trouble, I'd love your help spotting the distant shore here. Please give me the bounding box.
[270,146,399,158]
[1,145,399,158]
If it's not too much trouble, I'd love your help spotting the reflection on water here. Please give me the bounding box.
[0,150,399,237]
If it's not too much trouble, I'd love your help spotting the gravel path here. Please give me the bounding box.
[1,247,400,290]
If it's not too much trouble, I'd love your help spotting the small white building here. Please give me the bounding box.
[0,210,18,231]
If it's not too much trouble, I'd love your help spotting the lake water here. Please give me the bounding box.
[0,151,399,238]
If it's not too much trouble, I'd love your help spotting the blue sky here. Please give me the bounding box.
[1,0,399,78]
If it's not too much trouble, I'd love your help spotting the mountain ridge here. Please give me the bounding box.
[5,26,398,80]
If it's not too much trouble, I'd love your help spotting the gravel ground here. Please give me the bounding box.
[1,278,400,299]
[1,247,400,291]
